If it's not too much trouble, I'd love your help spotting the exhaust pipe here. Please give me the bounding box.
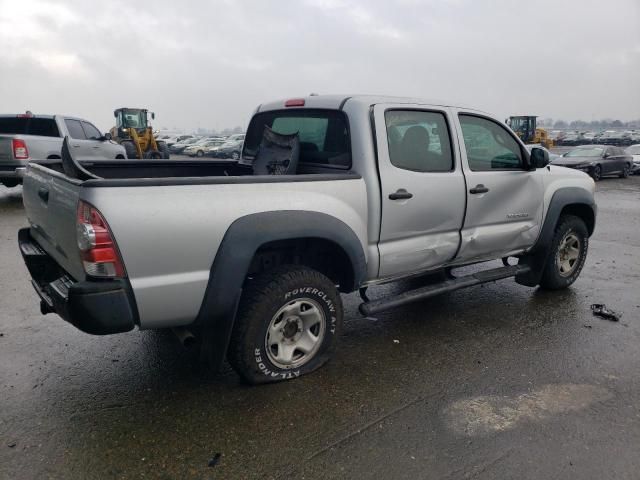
[171,327,196,348]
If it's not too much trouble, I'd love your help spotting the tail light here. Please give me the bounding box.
[76,200,126,278]
[12,139,29,159]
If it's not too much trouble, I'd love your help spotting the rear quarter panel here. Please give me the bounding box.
[83,178,368,329]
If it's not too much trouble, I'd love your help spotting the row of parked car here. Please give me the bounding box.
[551,129,640,146]
[156,133,246,159]
[532,143,640,181]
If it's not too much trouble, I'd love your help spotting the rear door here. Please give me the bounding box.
[453,111,545,263]
[373,104,466,278]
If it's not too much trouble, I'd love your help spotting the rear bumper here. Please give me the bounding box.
[0,163,27,179]
[18,228,137,335]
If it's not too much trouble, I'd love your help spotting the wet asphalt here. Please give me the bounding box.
[1,175,640,480]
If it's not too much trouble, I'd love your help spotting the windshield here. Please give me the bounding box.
[118,110,147,129]
[565,147,604,158]
[626,145,640,155]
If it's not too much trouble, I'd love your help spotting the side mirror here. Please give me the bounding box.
[530,147,550,168]
[603,152,610,158]
[101,132,112,141]
[151,112,155,120]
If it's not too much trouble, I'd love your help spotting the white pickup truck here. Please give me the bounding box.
[19,95,596,384]
[0,113,126,187]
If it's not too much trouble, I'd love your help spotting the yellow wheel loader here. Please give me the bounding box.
[507,116,554,149]
[110,108,169,159]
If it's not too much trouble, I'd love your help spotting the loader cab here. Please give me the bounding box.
[507,116,537,143]
[114,108,153,136]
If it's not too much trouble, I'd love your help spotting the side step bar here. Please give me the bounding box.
[359,264,531,316]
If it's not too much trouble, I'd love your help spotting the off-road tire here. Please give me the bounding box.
[227,265,343,384]
[539,215,588,290]
[157,141,170,159]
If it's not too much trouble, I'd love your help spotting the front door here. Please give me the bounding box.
[374,104,466,279]
[63,118,96,160]
[452,111,545,263]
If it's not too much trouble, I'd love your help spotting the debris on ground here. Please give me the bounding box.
[208,453,221,467]
[7,442,16,448]
[393,339,400,344]
[591,304,621,322]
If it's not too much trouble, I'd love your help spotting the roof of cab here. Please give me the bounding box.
[256,94,483,114]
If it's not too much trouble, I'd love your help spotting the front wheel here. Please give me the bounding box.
[591,165,602,181]
[196,150,204,157]
[227,266,343,384]
[539,215,589,290]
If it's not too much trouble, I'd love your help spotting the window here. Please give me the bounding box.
[81,121,102,140]
[65,119,86,140]
[459,115,524,171]
[0,117,59,137]
[243,109,350,168]
[385,110,453,172]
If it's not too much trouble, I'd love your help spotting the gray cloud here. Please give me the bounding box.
[0,0,638,132]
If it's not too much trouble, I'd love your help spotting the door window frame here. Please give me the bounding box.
[457,112,531,172]
[383,107,457,173]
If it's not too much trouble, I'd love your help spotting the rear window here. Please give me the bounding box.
[243,109,351,168]
[0,117,60,137]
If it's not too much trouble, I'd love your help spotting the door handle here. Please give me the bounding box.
[469,184,489,194]
[388,189,413,200]
[37,187,49,203]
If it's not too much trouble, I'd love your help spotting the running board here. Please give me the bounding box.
[359,264,531,316]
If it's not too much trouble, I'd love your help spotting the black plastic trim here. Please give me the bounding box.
[196,211,367,371]
[19,228,136,335]
[515,187,596,286]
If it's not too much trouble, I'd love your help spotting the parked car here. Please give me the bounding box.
[558,131,581,146]
[580,132,598,144]
[18,94,596,384]
[599,130,627,146]
[184,139,222,157]
[0,112,126,187]
[625,144,640,174]
[169,137,200,154]
[208,138,244,159]
[552,145,633,180]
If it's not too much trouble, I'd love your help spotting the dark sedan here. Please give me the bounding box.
[552,145,633,181]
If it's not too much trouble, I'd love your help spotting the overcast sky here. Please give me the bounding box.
[0,0,638,132]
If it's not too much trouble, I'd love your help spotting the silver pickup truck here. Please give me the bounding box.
[19,95,596,384]
[0,113,126,187]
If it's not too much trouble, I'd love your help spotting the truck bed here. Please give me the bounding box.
[34,158,351,182]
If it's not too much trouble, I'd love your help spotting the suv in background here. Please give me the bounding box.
[0,113,126,187]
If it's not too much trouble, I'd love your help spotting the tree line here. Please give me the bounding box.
[538,118,640,129]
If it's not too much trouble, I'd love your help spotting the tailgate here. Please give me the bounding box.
[22,164,86,281]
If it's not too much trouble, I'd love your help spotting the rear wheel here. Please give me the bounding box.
[227,265,343,384]
[157,141,170,159]
[620,164,630,178]
[539,215,588,290]
[1,179,19,188]
[591,165,602,181]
